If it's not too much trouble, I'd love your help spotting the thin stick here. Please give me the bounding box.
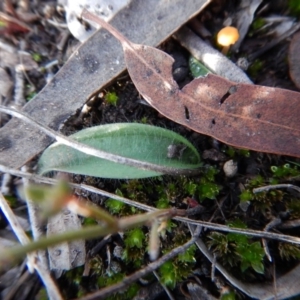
[253,184,300,194]
[0,105,200,176]
[153,270,175,300]
[21,165,54,284]
[1,165,300,244]
[0,164,156,212]
[81,9,131,48]
[0,209,172,269]
[262,218,282,262]
[175,216,300,244]
[78,226,202,300]
[0,191,63,300]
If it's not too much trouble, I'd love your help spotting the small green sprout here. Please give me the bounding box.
[236,241,264,273]
[124,228,145,249]
[239,190,253,202]
[159,261,177,289]
[140,116,148,124]
[183,180,197,195]
[105,91,119,106]
[32,52,42,63]
[156,196,170,209]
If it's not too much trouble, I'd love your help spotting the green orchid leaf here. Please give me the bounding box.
[189,56,212,78]
[38,123,201,179]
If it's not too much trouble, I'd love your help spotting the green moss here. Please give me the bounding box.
[249,175,264,186]
[288,0,300,16]
[196,166,220,200]
[4,195,17,208]
[286,198,300,218]
[239,190,253,202]
[225,147,250,158]
[32,52,42,62]
[183,180,198,195]
[104,91,118,106]
[35,288,48,300]
[250,18,266,31]
[83,217,98,226]
[122,246,145,268]
[221,290,237,300]
[98,273,139,300]
[207,232,239,268]
[207,220,265,274]
[239,173,285,212]
[159,261,177,289]
[140,116,148,124]
[105,189,126,214]
[178,244,196,263]
[204,165,219,181]
[198,179,220,200]
[89,256,104,276]
[105,198,125,214]
[279,243,300,260]
[26,90,37,101]
[159,247,196,289]
[236,241,264,273]
[156,196,170,208]
[124,228,145,249]
[271,163,300,179]
[248,59,264,77]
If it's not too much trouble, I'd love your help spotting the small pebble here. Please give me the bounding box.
[223,159,238,177]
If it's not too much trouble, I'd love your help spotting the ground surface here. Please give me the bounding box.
[1,0,300,299]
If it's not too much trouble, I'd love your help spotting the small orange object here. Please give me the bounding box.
[217,26,239,55]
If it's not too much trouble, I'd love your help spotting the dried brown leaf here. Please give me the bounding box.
[289,31,300,90]
[83,10,300,158]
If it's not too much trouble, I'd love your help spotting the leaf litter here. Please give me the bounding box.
[82,8,300,159]
[80,8,300,299]
[2,1,300,299]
